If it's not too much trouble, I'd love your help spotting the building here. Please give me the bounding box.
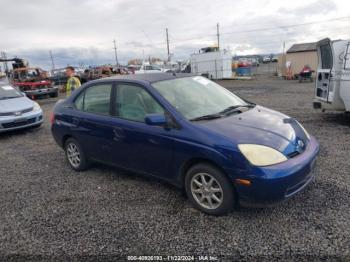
[278,42,317,78]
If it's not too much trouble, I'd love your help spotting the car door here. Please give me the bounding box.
[316,39,333,102]
[71,82,116,162]
[340,42,350,111]
[108,82,175,179]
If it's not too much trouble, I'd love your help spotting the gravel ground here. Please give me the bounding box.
[0,75,349,261]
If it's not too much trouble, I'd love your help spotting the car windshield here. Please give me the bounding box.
[0,84,22,100]
[152,76,249,120]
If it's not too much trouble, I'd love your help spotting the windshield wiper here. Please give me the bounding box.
[219,104,255,115]
[190,104,256,121]
[190,113,223,121]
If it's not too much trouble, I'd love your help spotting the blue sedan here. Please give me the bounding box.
[51,73,319,215]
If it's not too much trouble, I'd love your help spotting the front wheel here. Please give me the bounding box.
[65,138,89,171]
[185,163,235,215]
[49,90,58,98]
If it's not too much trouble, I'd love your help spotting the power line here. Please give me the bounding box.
[220,16,350,36]
[155,16,350,45]
[219,24,350,44]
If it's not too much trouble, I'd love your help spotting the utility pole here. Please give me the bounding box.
[216,23,220,50]
[166,28,170,63]
[113,39,119,67]
[1,52,9,73]
[49,50,55,72]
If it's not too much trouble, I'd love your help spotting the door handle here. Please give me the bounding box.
[72,117,80,126]
[113,127,125,141]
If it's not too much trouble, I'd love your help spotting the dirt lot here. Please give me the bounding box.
[0,75,349,261]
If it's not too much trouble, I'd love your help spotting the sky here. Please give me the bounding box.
[0,0,350,69]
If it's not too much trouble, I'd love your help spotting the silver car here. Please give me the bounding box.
[0,80,43,132]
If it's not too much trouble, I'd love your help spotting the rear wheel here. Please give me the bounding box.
[185,163,235,215]
[65,138,89,171]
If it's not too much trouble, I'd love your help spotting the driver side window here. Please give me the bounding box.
[116,84,164,122]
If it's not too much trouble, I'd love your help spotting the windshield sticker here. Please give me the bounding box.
[193,76,211,85]
[1,85,15,91]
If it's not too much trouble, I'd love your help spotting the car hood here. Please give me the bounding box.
[0,96,33,113]
[197,106,308,154]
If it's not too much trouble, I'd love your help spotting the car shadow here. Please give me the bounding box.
[82,162,314,217]
[0,125,42,140]
[320,112,350,126]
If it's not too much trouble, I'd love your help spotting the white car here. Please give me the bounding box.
[262,56,271,63]
[0,80,43,132]
[135,64,171,74]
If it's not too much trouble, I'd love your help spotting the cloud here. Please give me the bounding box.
[0,0,349,68]
[279,0,337,16]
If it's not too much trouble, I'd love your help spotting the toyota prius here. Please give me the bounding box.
[51,73,319,215]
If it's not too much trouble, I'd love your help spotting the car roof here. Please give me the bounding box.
[104,73,194,84]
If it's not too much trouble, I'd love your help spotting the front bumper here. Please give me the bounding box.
[24,86,58,96]
[0,110,44,132]
[236,136,320,207]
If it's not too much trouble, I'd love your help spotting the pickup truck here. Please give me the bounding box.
[12,67,58,99]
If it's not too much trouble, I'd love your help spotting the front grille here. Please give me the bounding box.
[0,107,33,117]
[288,151,300,158]
[2,118,36,128]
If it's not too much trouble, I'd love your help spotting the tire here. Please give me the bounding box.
[185,163,235,215]
[49,90,58,98]
[64,138,89,171]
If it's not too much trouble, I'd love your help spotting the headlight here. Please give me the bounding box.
[238,144,287,166]
[296,120,310,140]
[33,102,41,112]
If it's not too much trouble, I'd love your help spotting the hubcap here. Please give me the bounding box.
[67,143,81,168]
[190,173,223,210]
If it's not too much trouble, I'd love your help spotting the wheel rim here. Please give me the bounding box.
[66,143,81,168]
[190,173,223,210]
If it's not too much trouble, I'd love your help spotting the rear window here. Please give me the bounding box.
[74,84,112,115]
[320,44,332,69]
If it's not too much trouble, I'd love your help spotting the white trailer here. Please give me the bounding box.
[313,38,350,112]
[190,50,232,79]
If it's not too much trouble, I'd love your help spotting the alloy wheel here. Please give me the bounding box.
[67,143,81,168]
[190,173,224,210]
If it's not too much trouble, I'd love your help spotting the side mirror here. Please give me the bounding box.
[145,113,167,126]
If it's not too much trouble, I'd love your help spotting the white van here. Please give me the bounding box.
[313,38,350,112]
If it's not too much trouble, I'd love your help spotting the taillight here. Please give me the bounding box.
[50,112,55,125]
